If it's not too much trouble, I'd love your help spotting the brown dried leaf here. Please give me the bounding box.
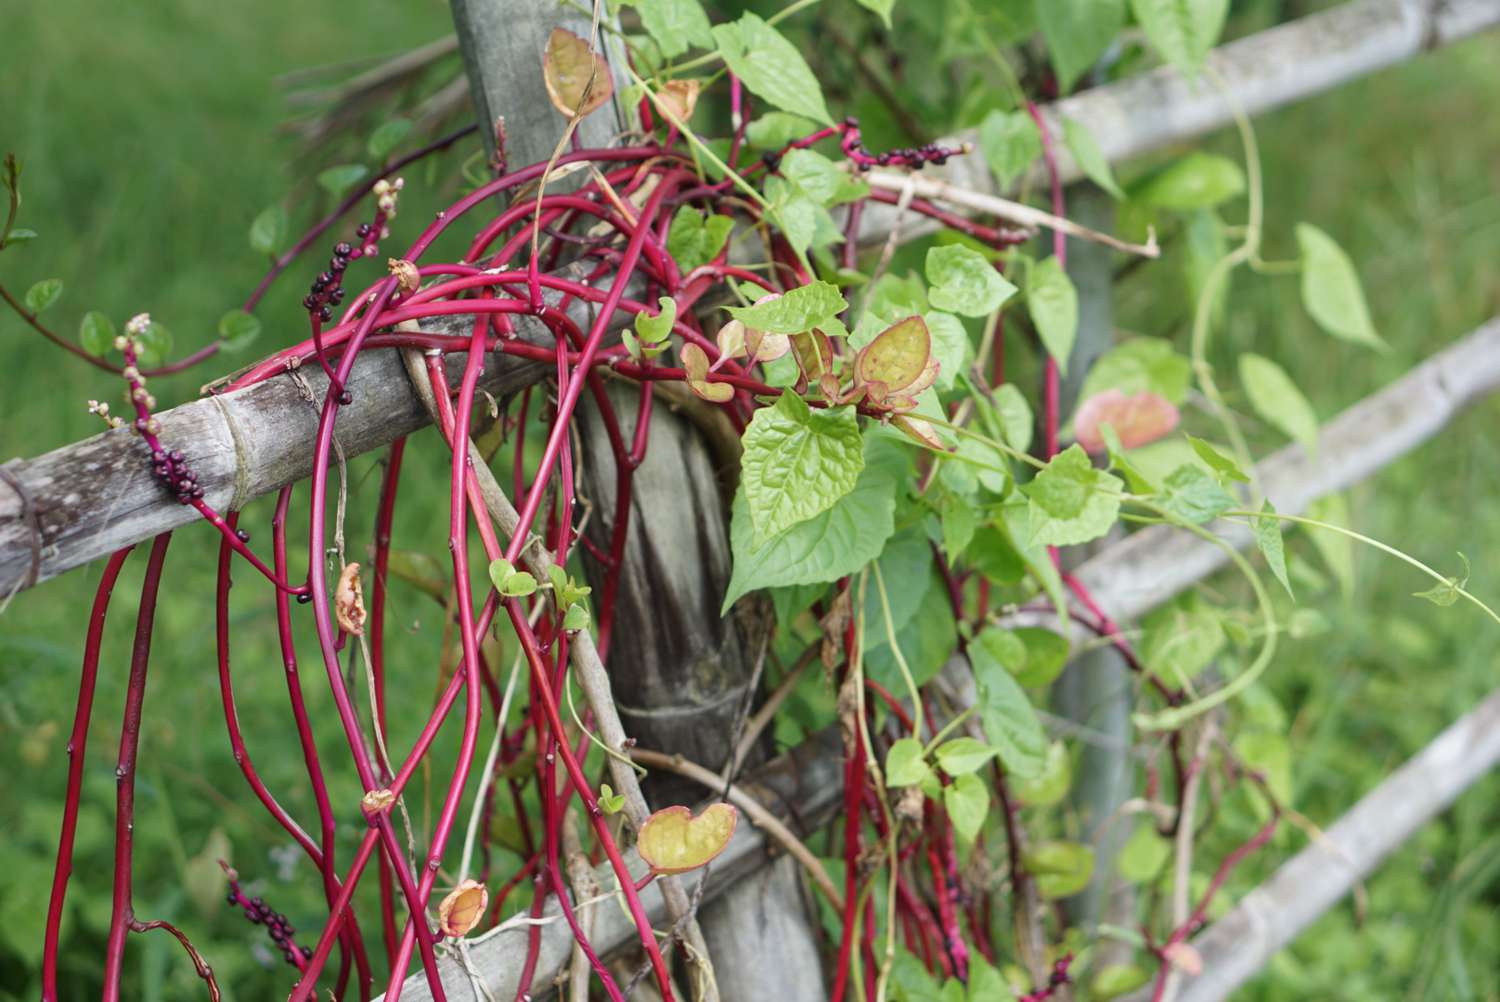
[542,28,613,119]
[637,803,738,875]
[438,879,489,938]
[657,79,701,123]
[388,258,420,295]
[361,788,395,815]
[818,587,852,670]
[1073,389,1180,453]
[335,562,366,637]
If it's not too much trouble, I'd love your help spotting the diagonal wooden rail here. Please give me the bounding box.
[4,0,1497,598]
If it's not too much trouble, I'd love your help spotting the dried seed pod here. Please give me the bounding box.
[334,562,366,637]
[437,879,489,938]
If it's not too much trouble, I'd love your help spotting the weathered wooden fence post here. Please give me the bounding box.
[448,4,826,999]
[1053,183,1136,944]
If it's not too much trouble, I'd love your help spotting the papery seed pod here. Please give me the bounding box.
[388,258,421,295]
[334,562,366,636]
[437,879,489,938]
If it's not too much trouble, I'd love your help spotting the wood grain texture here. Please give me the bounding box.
[450,0,624,168]
[0,266,632,596]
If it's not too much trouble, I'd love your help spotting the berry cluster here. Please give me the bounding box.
[301,240,353,324]
[149,447,204,503]
[1018,955,1074,1002]
[224,868,311,969]
[839,117,966,171]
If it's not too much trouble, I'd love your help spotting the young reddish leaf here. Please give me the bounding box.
[437,879,489,938]
[334,562,366,637]
[1073,389,1180,453]
[746,327,792,365]
[715,319,747,364]
[637,803,738,874]
[789,330,834,385]
[682,342,733,402]
[856,315,931,397]
[738,294,793,364]
[543,28,613,119]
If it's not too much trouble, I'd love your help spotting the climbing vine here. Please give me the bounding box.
[2,2,1493,1002]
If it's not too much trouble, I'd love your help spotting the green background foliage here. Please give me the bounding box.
[1,1,1499,999]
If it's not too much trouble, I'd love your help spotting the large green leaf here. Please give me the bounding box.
[978,108,1041,190]
[885,737,931,786]
[1296,223,1382,348]
[1239,353,1319,453]
[863,571,958,689]
[667,207,734,272]
[712,13,833,125]
[1024,840,1095,898]
[723,439,903,611]
[1027,256,1078,375]
[942,772,991,841]
[861,528,935,648]
[1037,0,1125,92]
[924,311,970,391]
[1077,337,1191,404]
[1134,151,1245,210]
[1023,444,1124,546]
[969,629,1048,777]
[925,244,1016,317]
[725,280,846,333]
[1157,464,1235,525]
[741,394,864,540]
[1131,0,1228,78]
[1062,117,1124,200]
[626,0,713,58]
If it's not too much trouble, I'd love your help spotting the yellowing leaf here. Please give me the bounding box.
[543,28,613,119]
[637,803,738,874]
[438,879,489,938]
[682,342,733,402]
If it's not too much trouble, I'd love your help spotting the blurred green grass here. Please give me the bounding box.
[1,1,1498,999]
